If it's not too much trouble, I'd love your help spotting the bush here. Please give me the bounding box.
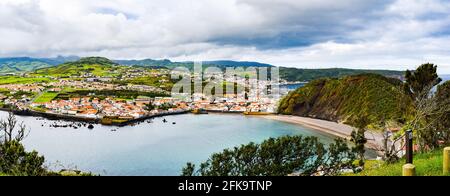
[0,141,47,176]
[182,135,356,176]
[0,112,49,176]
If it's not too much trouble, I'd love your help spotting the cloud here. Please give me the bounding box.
[0,0,449,73]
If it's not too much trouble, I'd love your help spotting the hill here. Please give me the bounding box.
[0,56,79,74]
[279,67,404,82]
[3,56,405,82]
[32,57,123,77]
[278,73,411,128]
[115,59,272,70]
[116,59,404,81]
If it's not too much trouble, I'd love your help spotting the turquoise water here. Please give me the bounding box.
[0,112,337,176]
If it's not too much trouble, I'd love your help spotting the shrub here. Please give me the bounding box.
[182,135,356,176]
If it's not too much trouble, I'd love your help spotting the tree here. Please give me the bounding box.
[350,116,369,167]
[181,135,356,176]
[435,81,450,145]
[0,140,46,176]
[0,112,27,144]
[403,64,450,152]
[0,112,48,176]
[404,63,442,100]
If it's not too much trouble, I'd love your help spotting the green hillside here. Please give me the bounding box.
[0,76,52,85]
[278,73,411,128]
[279,67,404,82]
[116,59,405,82]
[1,56,405,82]
[0,61,53,74]
[0,56,79,74]
[32,57,124,77]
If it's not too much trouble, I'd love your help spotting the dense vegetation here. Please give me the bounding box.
[402,64,450,152]
[182,135,356,176]
[278,73,409,128]
[0,113,51,176]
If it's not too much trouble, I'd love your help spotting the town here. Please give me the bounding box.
[0,67,292,125]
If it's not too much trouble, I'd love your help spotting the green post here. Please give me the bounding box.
[444,147,450,175]
[402,164,416,176]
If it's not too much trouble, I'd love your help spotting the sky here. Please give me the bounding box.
[1,0,450,73]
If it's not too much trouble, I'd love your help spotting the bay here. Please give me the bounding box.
[0,112,338,176]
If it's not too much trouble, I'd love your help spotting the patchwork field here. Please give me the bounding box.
[0,76,51,85]
[34,92,59,103]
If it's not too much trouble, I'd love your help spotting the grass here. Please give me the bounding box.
[0,76,51,85]
[348,149,449,176]
[34,92,59,103]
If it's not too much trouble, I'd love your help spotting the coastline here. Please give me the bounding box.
[0,107,385,151]
[0,107,190,127]
[259,115,384,152]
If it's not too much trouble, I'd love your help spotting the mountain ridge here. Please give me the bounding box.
[1,56,405,82]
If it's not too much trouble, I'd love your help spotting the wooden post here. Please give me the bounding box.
[405,130,413,164]
[402,164,416,176]
[444,147,450,175]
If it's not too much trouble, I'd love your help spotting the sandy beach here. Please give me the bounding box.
[260,115,384,151]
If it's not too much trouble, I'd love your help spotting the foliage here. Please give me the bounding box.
[278,74,409,128]
[435,81,450,144]
[350,116,369,167]
[403,64,450,152]
[0,141,47,176]
[182,135,356,176]
[0,113,48,176]
[404,63,442,100]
